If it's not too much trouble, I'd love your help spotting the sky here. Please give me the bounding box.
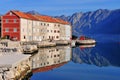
[0,0,120,16]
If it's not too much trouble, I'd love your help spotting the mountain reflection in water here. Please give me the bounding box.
[72,43,120,67]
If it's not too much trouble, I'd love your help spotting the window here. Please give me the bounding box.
[57,54,60,57]
[47,62,49,64]
[22,29,24,32]
[58,24,60,27]
[56,36,59,38]
[41,63,42,66]
[13,28,17,32]
[24,36,26,39]
[29,36,32,40]
[54,30,56,33]
[5,19,9,23]
[58,30,60,33]
[47,24,49,26]
[54,55,56,57]
[56,49,59,51]
[5,28,9,32]
[44,63,46,65]
[14,19,17,23]
[44,23,46,26]
[41,23,43,26]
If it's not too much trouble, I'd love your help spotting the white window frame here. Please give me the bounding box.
[13,28,17,32]
[14,19,17,23]
[5,28,9,32]
[5,19,9,23]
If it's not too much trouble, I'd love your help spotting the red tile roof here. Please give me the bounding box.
[11,10,69,24]
[12,10,30,19]
[25,13,38,20]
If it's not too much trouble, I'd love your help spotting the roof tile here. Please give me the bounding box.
[11,10,69,25]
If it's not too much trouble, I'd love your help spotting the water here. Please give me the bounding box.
[30,42,120,80]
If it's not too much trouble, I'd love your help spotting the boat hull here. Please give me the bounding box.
[76,40,96,45]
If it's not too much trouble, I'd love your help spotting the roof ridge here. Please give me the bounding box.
[11,10,69,24]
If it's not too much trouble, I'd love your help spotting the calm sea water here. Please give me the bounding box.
[30,42,120,80]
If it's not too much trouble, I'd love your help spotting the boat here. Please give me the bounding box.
[76,39,96,45]
[76,36,96,45]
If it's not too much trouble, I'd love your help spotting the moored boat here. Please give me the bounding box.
[76,36,96,45]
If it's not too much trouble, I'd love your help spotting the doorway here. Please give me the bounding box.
[5,35,10,39]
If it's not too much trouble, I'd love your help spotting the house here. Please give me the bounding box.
[2,10,72,41]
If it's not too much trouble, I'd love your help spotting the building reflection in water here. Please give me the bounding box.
[30,46,72,73]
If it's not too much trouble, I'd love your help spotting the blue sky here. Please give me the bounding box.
[0,0,120,16]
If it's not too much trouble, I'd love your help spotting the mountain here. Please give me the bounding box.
[55,9,120,42]
[26,10,41,15]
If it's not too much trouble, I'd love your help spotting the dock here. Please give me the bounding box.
[22,40,70,49]
[55,40,70,45]
[37,41,56,48]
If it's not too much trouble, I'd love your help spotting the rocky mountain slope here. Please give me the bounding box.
[56,9,120,36]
